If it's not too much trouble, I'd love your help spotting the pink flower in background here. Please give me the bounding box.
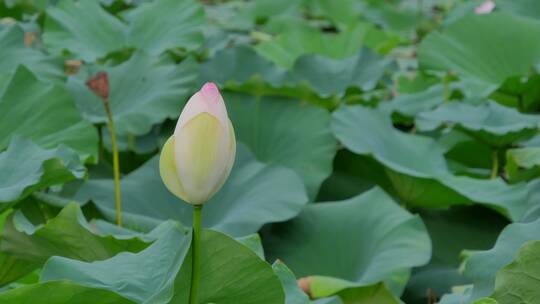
[475,0,496,14]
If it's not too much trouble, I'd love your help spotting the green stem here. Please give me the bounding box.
[491,149,499,179]
[190,205,202,304]
[104,100,122,226]
[98,125,104,161]
[443,73,450,103]
[127,133,135,151]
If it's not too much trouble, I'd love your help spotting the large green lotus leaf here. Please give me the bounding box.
[0,0,48,18]
[486,241,540,304]
[395,73,441,94]
[43,0,126,62]
[290,46,394,97]
[221,0,303,29]
[403,207,507,303]
[272,261,310,304]
[245,0,302,21]
[0,66,98,161]
[497,0,540,19]
[315,150,391,202]
[264,188,431,296]
[354,1,419,33]
[0,202,155,287]
[379,84,445,119]
[331,105,529,220]
[201,45,394,98]
[67,52,198,136]
[99,124,166,154]
[236,233,265,259]
[304,0,419,33]
[405,265,464,304]
[494,74,540,112]
[0,24,63,90]
[75,145,308,236]
[307,276,401,304]
[41,223,190,303]
[254,22,398,68]
[193,230,285,303]
[202,1,258,32]
[260,16,317,37]
[42,229,285,304]
[302,0,359,27]
[416,101,540,147]
[440,130,493,177]
[523,134,540,148]
[473,299,499,304]
[418,13,540,96]
[224,92,337,198]
[441,1,484,26]
[0,254,38,287]
[505,147,540,182]
[200,45,281,89]
[461,217,540,301]
[255,26,362,68]
[0,209,37,287]
[89,217,186,243]
[438,289,473,304]
[0,203,150,265]
[521,180,540,222]
[43,0,205,61]
[337,284,400,304]
[313,297,342,304]
[305,0,415,32]
[358,22,402,55]
[0,280,134,303]
[305,0,418,34]
[489,240,540,303]
[439,246,539,304]
[122,0,205,55]
[0,138,85,206]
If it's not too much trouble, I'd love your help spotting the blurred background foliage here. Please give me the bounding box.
[1,0,540,303]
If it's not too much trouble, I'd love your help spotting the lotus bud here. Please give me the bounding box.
[475,0,495,14]
[159,83,236,205]
[86,72,109,100]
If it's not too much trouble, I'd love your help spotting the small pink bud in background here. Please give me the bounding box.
[475,0,495,15]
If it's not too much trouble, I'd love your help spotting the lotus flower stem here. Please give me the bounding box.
[158,82,234,302]
[190,205,203,304]
[104,101,122,226]
[443,72,451,102]
[86,72,122,226]
[490,149,499,179]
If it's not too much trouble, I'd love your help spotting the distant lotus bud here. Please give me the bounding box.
[475,0,495,14]
[159,83,236,205]
[65,60,82,75]
[86,72,109,100]
[298,277,312,297]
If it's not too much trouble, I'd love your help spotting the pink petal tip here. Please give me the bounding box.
[199,82,221,103]
[201,82,219,93]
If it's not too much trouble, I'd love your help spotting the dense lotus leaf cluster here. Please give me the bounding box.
[0,0,540,303]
